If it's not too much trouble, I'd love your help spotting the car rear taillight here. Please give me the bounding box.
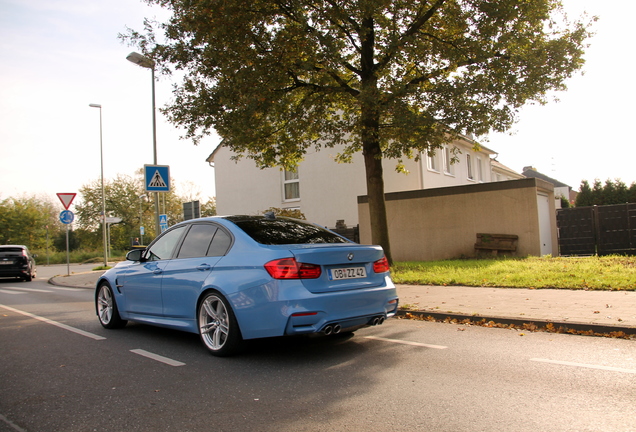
[265,258,322,279]
[373,256,390,273]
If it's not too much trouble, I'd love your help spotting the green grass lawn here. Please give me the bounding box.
[391,255,636,291]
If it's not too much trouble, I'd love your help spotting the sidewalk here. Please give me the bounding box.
[49,271,636,335]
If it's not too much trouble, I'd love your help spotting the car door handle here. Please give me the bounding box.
[153,268,163,274]
[196,264,212,271]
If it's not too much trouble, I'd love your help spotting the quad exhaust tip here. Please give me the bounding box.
[323,316,384,335]
[322,324,342,335]
[371,316,385,326]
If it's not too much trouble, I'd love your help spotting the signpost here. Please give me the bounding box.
[159,214,169,232]
[57,193,76,275]
[144,165,170,236]
[57,193,76,210]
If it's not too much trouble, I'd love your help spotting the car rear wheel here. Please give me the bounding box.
[96,282,127,329]
[23,267,33,282]
[198,292,243,357]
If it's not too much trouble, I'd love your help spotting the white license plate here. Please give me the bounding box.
[0,261,13,265]
[329,267,367,280]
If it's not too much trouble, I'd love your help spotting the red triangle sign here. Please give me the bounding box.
[57,193,77,210]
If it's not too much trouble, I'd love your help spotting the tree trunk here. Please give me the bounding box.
[358,16,393,264]
[362,138,393,264]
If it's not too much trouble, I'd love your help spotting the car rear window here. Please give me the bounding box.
[0,247,24,253]
[224,216,348,245]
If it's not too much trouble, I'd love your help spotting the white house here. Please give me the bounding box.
[208,135,520,228]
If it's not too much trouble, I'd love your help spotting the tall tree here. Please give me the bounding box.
[124,0,593,263]
[0,195,61,249]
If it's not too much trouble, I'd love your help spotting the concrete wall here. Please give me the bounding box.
[358,178,558,261]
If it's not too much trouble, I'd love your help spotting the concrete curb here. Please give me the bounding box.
[396,309,636,337]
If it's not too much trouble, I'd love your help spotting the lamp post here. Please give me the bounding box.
[139,194,147,245]
[88,103,108,267]
[126,51,161,237]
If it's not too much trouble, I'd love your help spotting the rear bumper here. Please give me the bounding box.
[228,276,398,340]
[0,268,29,278]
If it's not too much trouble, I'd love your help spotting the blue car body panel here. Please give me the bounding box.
[96,216,398,341]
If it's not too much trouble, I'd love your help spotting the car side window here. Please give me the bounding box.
[146,226,187,261]
[178,224,219,259]
[207,228,232,257]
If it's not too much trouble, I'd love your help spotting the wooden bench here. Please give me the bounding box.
[475,233,518,256]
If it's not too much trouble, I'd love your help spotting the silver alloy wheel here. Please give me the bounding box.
[97,285,113,325]
[199,294,230,351]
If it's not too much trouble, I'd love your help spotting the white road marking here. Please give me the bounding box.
[0,413,27,432]
[364,335,448,349]
[0,289,26,295]
[6,287,52,293]
[530,358,636,374]
[130,349,186,367]
[0,304,105,340]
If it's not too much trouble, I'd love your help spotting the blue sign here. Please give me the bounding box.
[144,165,170,192]
[59,210,74,224]
[159,214,168,232]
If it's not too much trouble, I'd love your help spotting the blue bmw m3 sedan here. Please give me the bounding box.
[95,215,398,356]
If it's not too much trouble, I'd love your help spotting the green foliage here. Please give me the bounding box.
[31,248,127,265]
[53,229,81,252]
[0,195,63,249]
[200,198,217,217]
[575,179,636,207]
[123,0,594,261]
[126,0,593,163]
[392,256,636,291]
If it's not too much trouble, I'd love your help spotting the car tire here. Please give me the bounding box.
[198,291,243,357]
[23,270,32,282]
[96,282,127,329]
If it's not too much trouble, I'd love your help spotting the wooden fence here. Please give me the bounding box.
[557,203,636,255]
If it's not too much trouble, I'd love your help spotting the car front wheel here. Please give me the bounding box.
[198,292,243,357]
[96,282,127,329]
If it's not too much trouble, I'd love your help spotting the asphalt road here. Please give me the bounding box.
[0,272,635,432]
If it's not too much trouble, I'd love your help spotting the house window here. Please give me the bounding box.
[427,151,438,172]
[476,156,484,182]
[283,168,300,201]
[443,146,454,175]
[467,154,474,180]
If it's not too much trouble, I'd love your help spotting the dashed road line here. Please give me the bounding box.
[0,304,105,340]
[364,335,448,349]
[5,287,52,293]
[130,349,186,366]
[530,358,636,374]
[0,289,26,295]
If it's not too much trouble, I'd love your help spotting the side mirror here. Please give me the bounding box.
[126,249,145,262]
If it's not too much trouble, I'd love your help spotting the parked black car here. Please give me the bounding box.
[0,245,37,281]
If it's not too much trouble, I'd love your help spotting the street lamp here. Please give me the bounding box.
[138,194,147,245]
[126,51,161,237]
[88,103,108,267]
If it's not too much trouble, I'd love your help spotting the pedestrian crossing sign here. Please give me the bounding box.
[144,165,170,192]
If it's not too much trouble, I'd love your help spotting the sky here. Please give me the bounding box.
[1,0,635,211]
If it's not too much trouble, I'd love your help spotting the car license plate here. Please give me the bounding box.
[329,267,367,280]
[0,261,13,265]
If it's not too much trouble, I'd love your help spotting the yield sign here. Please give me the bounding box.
[57,193,77,210]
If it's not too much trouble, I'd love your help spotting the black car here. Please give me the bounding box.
[0,245,37,281]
